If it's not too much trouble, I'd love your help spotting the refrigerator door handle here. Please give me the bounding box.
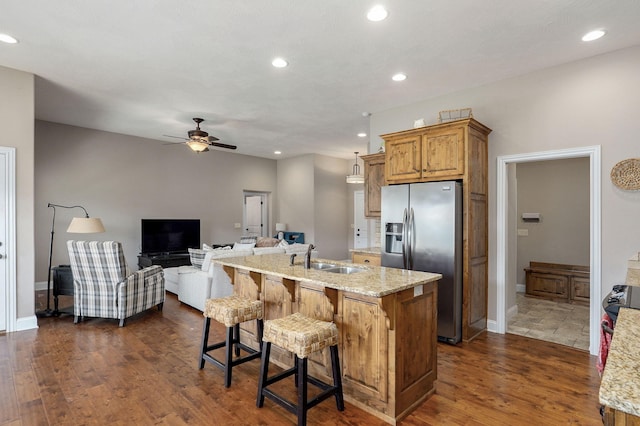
[402,208,408,269]
[408,207,415,269]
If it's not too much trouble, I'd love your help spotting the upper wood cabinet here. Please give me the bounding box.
[383,119,486,184]
[361,153,385,218]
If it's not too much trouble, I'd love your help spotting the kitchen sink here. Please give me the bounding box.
[309,262,365,274]
[309,262,338,270]
[324,266,365,274]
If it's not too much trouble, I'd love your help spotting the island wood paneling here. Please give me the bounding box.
[227,264,438,424]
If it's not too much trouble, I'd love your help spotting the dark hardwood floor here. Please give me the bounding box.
[1,292,602,425]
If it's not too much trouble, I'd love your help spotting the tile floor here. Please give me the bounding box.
[507,292,590,351]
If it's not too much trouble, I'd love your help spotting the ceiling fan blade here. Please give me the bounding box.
[206,135,220,142]
[210,142,237,150]
[162,134,188,140]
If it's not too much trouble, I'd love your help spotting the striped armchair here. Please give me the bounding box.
[67,240,165,327]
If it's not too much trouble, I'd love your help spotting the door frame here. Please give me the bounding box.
[0,147,17,332]
[495,146,601,355]
[242,191,269,237]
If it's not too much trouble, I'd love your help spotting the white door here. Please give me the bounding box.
[354,190,369,248]
[243,192,269,237]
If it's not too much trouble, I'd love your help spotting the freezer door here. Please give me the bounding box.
[381,185,408,269]
[410,181,463,343]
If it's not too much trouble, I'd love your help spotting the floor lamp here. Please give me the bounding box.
[36,203,106,317]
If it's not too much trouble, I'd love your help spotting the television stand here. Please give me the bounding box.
[138,253,191,269]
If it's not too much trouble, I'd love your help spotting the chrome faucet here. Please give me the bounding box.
[304,244,315,269]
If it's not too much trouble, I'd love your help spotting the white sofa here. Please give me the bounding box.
[165,242,316,311]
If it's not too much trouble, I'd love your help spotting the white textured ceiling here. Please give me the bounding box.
[1,1,639,159]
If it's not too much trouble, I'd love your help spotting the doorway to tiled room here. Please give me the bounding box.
[505,156,592,352]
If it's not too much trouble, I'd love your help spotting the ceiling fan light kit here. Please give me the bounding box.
[186,140,210,153]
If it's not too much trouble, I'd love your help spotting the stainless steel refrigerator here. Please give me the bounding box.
[381,181,462,344]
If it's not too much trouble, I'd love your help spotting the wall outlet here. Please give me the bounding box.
[234,223,241,229]
[517,228,529,236]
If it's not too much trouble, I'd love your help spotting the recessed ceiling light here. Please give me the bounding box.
[0,33,18,44]
[582,29,606,42]
[392,73,407,82]
[357,133,367,138]
[274,150,282,155]
[367,5,388,22]
[272,57,288,68]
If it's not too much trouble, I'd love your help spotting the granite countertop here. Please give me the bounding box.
[212,253,441,298]
[349,247,381,255]
[599,308,640,416]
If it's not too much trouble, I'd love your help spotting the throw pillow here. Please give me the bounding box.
[239,235,257,244]
[277,239,289,248]
[188,248,208,269]
[256,237,280,247]
[233,242,256,250]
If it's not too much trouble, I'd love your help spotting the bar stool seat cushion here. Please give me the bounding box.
[203,295,263,327]
[263,312,338,359]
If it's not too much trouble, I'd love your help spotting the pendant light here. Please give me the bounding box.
[346,152,364,184]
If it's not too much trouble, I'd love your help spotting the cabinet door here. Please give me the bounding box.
[525,272,569,301]
[363,153,385,217]
[385,135,422,183]
[422,126,465,179]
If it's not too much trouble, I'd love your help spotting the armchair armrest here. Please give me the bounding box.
[118,265,165,318]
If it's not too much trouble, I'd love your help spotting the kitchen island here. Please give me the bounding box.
[213,253,441,425]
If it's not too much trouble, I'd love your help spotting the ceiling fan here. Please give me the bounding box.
[163,118,237,153]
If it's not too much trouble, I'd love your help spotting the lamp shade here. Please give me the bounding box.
[275,223,287,232]
[67,217,106,233]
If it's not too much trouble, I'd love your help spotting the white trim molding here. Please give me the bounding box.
[0,147,17,332]
[496,146,601,356]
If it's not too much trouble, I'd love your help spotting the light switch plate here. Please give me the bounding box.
[517,229,529,236]
[234,223,241,229]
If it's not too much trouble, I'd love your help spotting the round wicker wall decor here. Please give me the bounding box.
[611,158,640,190]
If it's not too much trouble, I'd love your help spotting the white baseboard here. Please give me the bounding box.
[16,315,38,331]
[516,283,525,293]
[486,319,499,334]
[35,280,48,291]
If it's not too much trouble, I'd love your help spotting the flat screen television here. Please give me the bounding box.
[141,219,200,255]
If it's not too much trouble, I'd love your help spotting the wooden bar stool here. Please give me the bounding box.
[199,295,263,388]
[256,312,344,426]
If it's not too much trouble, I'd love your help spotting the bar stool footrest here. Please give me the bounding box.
[202,344,262,371]
[261,372,341,414]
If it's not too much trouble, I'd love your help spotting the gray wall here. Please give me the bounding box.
[0,65,35,322]
[276,154,350,260]
[35,120,278,280]
[370,45,640,322]
[516,158,590,284]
